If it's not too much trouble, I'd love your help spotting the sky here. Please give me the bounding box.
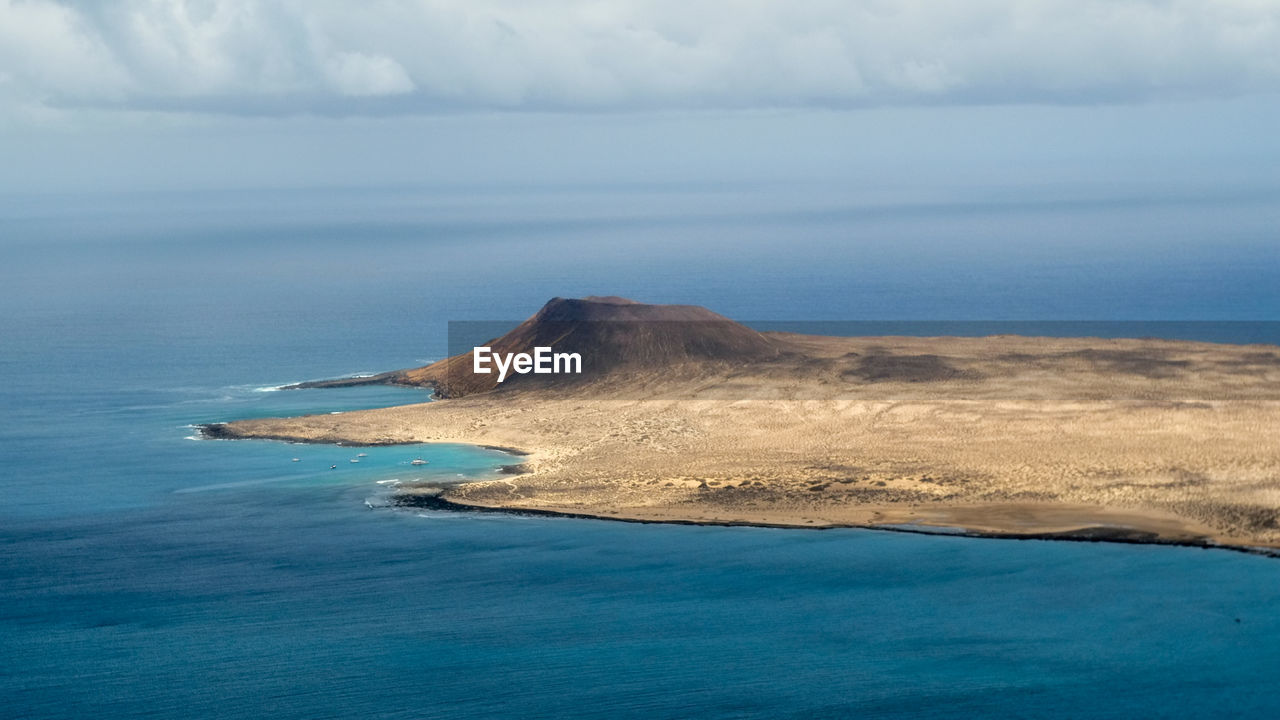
[2,0,1280,194]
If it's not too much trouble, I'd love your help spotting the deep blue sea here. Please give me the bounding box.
[3,184,1280,718]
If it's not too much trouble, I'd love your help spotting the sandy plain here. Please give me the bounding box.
[206,331,1280,552]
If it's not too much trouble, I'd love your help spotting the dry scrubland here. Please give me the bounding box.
[212,331,1280,550]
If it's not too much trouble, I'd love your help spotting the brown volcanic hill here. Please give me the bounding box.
[292,297,783,398]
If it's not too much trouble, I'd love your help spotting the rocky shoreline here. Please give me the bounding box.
[393,491,1280,559]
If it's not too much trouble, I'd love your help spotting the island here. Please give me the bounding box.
[203,296,1280,553]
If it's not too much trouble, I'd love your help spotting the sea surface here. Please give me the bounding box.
[3,184,1280,718]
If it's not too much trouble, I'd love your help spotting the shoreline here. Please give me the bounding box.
[202,327,1280,554]
[208,411,1279,556]
[199,423,414,446]
[204,415,1280,556]
[394,491,1280,559]
[198,423,532,459]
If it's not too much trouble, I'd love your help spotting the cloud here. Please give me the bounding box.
[2,0,1280,117]
[325,52,415,97]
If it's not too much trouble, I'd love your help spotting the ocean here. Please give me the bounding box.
[2,184,1279,718]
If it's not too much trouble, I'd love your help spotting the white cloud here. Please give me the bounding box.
[0,0,134,100]
[2,0,1280,117]
[325,51,415,97]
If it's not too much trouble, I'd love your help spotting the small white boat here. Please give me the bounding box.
[350,458,360,463]
[357,452,368,457]
[291,458,300,462]
[411,458,428,465]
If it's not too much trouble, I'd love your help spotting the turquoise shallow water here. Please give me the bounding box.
[3,187,1280,718]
